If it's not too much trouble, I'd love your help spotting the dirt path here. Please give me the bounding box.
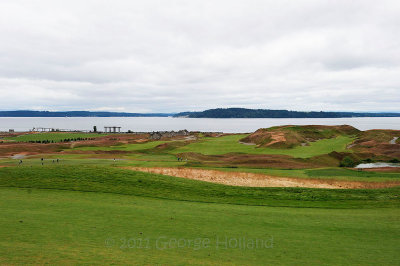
[125,167,400,189]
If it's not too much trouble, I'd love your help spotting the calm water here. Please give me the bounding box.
[1,117,400,133]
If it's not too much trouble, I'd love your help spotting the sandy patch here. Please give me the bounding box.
[125,167,400,189]
[11,153,29,159]
[239,141,256,145]
[390,137,399,144]
[266,132,286,146]
[132,139,149,143]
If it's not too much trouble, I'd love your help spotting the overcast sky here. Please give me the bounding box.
[0,0,399,113]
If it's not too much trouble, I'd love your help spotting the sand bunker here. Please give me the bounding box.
[267,132,286,146]
[390,137,399,144]
[11,153,28,159]
[126,167,400,189]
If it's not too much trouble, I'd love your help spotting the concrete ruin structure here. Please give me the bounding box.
[104,126,121,133]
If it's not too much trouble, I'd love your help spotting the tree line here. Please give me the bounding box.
[174,108,400,118]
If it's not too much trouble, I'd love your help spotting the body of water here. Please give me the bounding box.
[1,117,400,133]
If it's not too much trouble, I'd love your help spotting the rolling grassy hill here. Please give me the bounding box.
[1,188,399,265]
[1,165,399,208]
[171,134,354,158]
[0,165,399,264]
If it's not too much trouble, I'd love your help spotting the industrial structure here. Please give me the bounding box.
[104,126,121,133]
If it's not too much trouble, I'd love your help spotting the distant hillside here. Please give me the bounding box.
[0,111,174,117]
[2,108,400,118]
[174,108,400,118]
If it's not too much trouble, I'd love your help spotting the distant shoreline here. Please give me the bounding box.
[1,116,400,119]
[1,108,400,118]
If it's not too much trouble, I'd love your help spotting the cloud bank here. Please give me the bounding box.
[0,0,399,112]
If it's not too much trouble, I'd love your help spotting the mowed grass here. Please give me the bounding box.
[0,163,399,264]
[1,129,400,264]
[1,187,399,265]
[172,135,354,158]
[2,156,399,182]
[1,165,399,209]
[4,132,105,142]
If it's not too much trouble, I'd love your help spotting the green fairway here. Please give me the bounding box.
[1,187,399,265]
[0,165,399,209]
[172,135,354,158]
[2,154,399,183]
[4,132,105,142]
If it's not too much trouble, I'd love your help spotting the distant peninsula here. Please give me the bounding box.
[1,108,400,118]
[0,110,174,117]
[173,108,400,118]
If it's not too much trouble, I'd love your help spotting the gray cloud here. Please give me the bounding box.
[0,0,399,112]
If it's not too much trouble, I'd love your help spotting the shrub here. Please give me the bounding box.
[340,156,356,167]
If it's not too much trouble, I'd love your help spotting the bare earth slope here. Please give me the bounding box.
[127,167,400,189]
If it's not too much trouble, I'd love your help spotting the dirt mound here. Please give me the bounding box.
[125,167,400,189]
[241,125,359,149]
